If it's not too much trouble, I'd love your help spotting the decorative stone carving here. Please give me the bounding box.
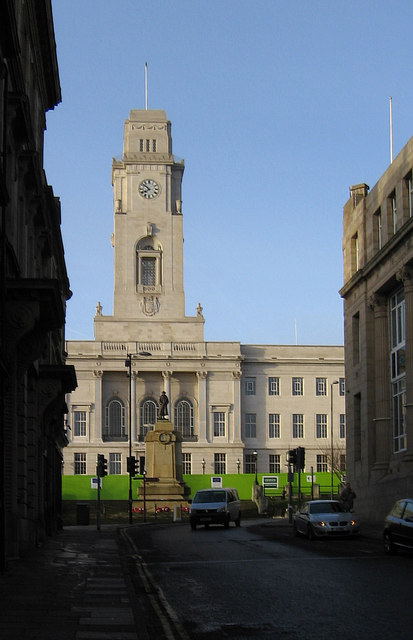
[141,296,160,316]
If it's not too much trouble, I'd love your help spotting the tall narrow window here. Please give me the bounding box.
[316,454,328,472]
[214,453,226,474]
[340,414,346,439]
[391,290,406,452]
[352,312,360,365]
[136,238,162,292]
[315,378,326,396]
[73,411,87,437]
[175,400,194,438]
[245,413,256,438]
[140,399,158,439]
[374,208,382,250]
[141,257,156,286]
[268,414,280,438]
[316,414,328,438]
[213,412,225,437]
[104,399,126,440]
[408,172,413,218]
[245,454,256,474]
[74,453,86,475]
[351,232,359,272]
[292,414,304,438]
[244,377,256,395]
[390,191,398,234]
[182,453,191,475]
[339,378,345,396]
[109,453,121,475]
[268,377,280,395]
[269,454,281,473]
[292,377,303,396]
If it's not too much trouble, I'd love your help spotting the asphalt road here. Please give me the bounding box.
[125,518,413,640]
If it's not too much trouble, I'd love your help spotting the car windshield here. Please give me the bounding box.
[193,491,226,503]
[309,502,344,514]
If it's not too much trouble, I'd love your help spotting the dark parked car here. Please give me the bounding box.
[383,498,413,554]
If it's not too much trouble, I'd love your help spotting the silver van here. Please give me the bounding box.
[189,488,241,530]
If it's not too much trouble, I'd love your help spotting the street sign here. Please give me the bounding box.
[91,477,102,489]
[211,477,222,488]
[262,476,278,488]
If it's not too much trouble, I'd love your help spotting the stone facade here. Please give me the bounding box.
[340,137,413,521]
[64,108,345,485]
[0,1,77,565]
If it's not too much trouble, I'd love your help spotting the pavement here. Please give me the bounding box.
[0,517,383,640]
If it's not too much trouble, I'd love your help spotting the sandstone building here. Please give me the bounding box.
[0,0,76,566]
[64,108,345,486]
[340,137,413,520]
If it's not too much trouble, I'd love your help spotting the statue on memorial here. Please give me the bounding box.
[159,391,169,419]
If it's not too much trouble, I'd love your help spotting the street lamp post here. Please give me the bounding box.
[330,380,339,499]
[201,458,205,474]
[237,458,241,474]
[253,450,258,485]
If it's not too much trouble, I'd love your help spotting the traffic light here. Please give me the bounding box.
[288,448,297,469]
[97,454,107,477]
[296,446,305,471]
[127,455,138,476]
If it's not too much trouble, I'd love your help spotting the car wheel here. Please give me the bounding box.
[235,513,241,527]
[224,515,230,528]
[384,531,396,555]
[307,524,315,540]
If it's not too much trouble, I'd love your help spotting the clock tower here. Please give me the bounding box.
[94,109,204,343]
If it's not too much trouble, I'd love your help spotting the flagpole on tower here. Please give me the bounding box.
[145,62,148,110]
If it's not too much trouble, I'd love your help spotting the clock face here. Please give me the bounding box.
[159,432,171,444]
[139,179,159,199]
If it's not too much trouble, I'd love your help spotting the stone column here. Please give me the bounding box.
[162,371,172,418]
[93,370,103,440]
[131,371,138,442]
[232,370,242,443]
[369,294,391,477]
[397,266,413,464]
[196,370,208,442]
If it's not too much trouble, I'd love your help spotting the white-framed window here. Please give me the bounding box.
[104,399,126,440]
[245,413,256,438]
[245,377,256,395]
[374,208,382,250]
[292,377,303,396]
[140,398,158,439]
[245,454,256,474]
[109,453,121,475]
[316,414,328,438]
[214,453,226,475]
[340,414,346,439]
[74,453,86,475]
[182,453,191,475]
[339,378,345,396]
[174,399,194,438]
[316,454,328,472]
[73,411,87,437]
[390,191,398,234]
[292,414,304,438]
[268,414,280,438]
[315,378,326,396]
[268,377,280,396]
[213,412,226,437]
[269,454,280,473]
[408,172,413,218]
[391,289,406,453]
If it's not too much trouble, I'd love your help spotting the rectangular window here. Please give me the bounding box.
[139,139,144,152]
[315,378,326,396]
[339,378,345,396]
[213,412,226,437]
[351,232,359,272]
[292,414,304,438]
[374,208,382,250]
[109,453,121,475]
[268,377,280,395]
[141,257,156,286]
[245,453,256,474]
[74,453,86,475]
[292,377,303,396]
[214,453,226,475]
[340,414,346,439]
[245,377,256,395]
[182,453,191,475]
[354,393,361,461]
[390,191,398,234]
[245,413,256,438]
[316,414,328,438]
[269,454,280,473]
[152,139,157,152]
[74,411,87,437]
[316,454,328,472]
[339,454,346,472]
[407,172,413,218]
[146,139,150,152]
[268,414,280,438]
[391,290,406,453]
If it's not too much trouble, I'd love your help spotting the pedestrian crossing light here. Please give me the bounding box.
[97,454,107,477]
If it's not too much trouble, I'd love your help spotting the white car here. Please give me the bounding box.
[294,500,360,539]
[189,488,241,530]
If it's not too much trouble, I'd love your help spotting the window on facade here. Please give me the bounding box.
[140,399,158,439]
[391,290,406,452]
[316,454,328,472]
[374,208,382,251]
[245,454,256,474]
[316,414,328,438]
[339,378,345,396]
[139,139,144,152]
[292,377,303,396]
[351,232,359,272]
[141,257,156,286]
[406,172,413,218]
[214,453,226,474]
[292,414,304,438]
[174,400,194,438]
[152,139,157,152]
[245,377,256,395]
[146,139,150,152]
[268,414,280,438]
[74,453,86,475]
[340,414,346,439]
[245,413,256,438]
[104,399,126,440]
[109,453,121,475]
[268,377,280,396]
[315,378,326,396]
[269,454,281,473]
[352,312,360,365]
[389,191,398,234]
[73,411,86,437]
[213,412,226,437]
[136,238,162,291]
[182,453,191,475]
[339,454,346,472]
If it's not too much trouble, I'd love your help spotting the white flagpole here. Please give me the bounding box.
[390,96,393,164]
[145,62,148,110]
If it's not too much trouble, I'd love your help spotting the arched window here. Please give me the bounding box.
[174,399,194,438]
[140,398,158,440]
[104,399,126,441]
[136,237,162,292]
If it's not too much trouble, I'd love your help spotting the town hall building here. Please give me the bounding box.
[63,108,345,482]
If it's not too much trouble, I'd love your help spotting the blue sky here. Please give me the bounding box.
[45,0,413,345]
